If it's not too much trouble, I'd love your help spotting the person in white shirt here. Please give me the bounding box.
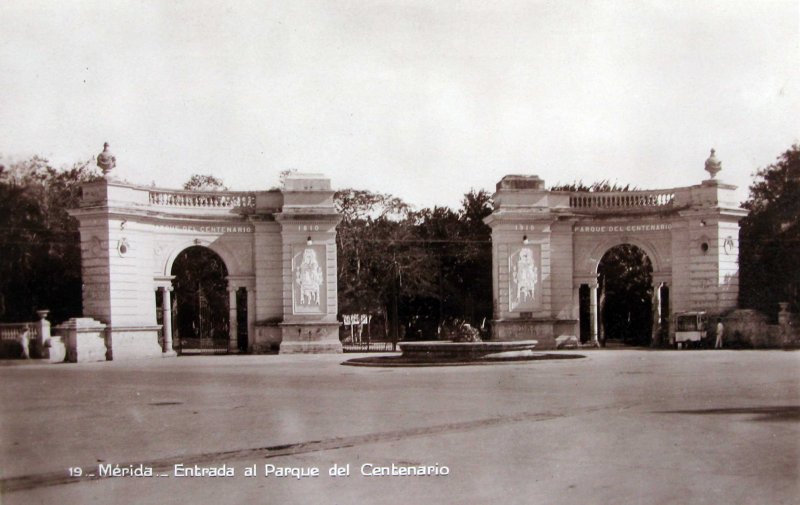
[715,319,724,349]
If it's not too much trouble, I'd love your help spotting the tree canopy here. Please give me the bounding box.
[334,188,493,339]
[739,144,800,317]
[0,156,100,322]
[182,174,228,191]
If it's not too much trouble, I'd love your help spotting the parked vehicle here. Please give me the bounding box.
[674,311,708,349]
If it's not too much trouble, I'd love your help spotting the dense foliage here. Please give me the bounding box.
[550,181,636,192]
[739,145,800,317]
[335,188,493,340]
[182,174,228,191]
[0,156,100,322]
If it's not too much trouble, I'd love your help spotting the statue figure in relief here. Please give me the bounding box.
[296,248,322,305]
[513,247,537,305]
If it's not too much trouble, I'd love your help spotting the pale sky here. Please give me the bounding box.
[1,0,798,209]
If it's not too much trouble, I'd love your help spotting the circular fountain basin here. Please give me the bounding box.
[399,340,539,360]
[341,340,585,367]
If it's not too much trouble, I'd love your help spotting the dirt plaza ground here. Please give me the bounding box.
[0,349,798,505]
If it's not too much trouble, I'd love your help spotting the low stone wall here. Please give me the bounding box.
[723,310,769,348]
[105,326,163,360]
[0,311,65,362]
[723,306,799,348]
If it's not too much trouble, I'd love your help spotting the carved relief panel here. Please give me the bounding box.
[508,245,542,312]
[292,245,326,314]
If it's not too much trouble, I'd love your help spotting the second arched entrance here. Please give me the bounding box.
[163,246,246,354]
[580,243,670,347]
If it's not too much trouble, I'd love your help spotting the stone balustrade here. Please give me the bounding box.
[0,310,64,361]
[568,190,675,211]
[148,189,256,211]
[0,323,38,343]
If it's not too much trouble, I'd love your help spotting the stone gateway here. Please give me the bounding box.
[69,151,342,360]
[484,151,745,348]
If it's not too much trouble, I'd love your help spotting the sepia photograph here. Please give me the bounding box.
[1,1,798,504]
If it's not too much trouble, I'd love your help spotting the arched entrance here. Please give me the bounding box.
[596,244,653,347]
[170,246,230,354]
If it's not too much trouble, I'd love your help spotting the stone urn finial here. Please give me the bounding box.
[704,148,721,179]
[96,142,116,176]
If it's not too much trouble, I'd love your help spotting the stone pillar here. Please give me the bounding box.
[572,286,580,322]
[246,287,255,352]
[589,281,599,347]
[275,173,342,354]
[651,283,662,346]
[37,309,65,362]
[161,286,176,356]
[69,175,163,360]
[228,286,238,352]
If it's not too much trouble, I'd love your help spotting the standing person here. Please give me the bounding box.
[715,318,724,349]
[18,329,30,359]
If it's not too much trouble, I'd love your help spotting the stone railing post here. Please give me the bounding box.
[33,310,50,359]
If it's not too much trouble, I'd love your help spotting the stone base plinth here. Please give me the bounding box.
[279,323,342,354]
[491,319,577,350]
[58,318,107,363]
[106,326,163,360]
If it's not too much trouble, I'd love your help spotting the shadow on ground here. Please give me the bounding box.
[656,405,800,422]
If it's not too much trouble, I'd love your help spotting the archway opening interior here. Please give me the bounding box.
[597,243,654,347]
[170,246,230,354]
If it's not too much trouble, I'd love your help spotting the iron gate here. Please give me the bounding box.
[176,287,229,354]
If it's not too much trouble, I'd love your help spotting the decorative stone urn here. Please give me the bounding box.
[96,142,116,176]
[704,148,721,179]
